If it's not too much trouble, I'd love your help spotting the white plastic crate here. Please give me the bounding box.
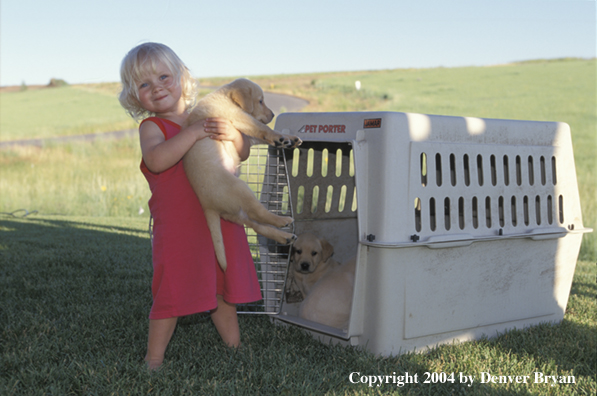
[240,111,591,356]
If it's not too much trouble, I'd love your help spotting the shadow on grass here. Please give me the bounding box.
[0,216,156,393]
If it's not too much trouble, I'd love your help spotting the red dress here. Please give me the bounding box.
[140,117,262,320]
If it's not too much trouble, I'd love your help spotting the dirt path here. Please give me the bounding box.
[0,90,308,148]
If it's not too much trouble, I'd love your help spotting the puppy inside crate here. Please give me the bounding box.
[280,141,359,306]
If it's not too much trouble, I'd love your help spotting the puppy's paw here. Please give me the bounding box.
[280,135,302,148]
[270,134,302,149]
[288,136,302,148]
[285,234,298,244]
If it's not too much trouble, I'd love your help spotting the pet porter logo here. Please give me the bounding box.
[298,124,346,134]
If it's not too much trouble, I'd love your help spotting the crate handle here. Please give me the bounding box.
[527,227,567,240]
[425,234,475,249]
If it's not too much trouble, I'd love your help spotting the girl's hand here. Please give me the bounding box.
[203,118,240,141]
[203,117,251,161]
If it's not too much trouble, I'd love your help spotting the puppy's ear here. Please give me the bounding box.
[229,85,254,114]
[320,239,334,261]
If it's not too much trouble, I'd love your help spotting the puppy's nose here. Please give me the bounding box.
[300,262,310,271]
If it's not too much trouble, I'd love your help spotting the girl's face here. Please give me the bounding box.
[136,61,184,116]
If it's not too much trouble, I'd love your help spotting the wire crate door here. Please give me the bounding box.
[237,145,293,314]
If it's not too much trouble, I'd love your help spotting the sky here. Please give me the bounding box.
[1,0,595,87]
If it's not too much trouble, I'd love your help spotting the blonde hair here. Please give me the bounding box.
[118,42,198,121]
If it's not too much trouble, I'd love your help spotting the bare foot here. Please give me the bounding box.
[145,356,163,371]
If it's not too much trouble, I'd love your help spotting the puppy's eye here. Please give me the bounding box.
[259,99,263,104]
[311,251,317,256]
[295,249,302,255]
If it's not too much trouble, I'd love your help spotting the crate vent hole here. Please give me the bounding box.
[335,148,343,177]
[472,196,479,229]
[485,196,492,228]
[511,196,517,226]
[490,155,497,186]
[477,155,484,186]
[528,156,535,186]
[325,185,333,213]
[458,197,465,230]
[450,154,457,186]
[523,195,530,226]
[339,185,347,212]
[558,195,564,223]
[414,198,422,232]
[321,149,328,177]
[516,155,522,186]
[435,153,442,186]
[503,155,510,186]
[540,156,546,185]
[296,185,304,214]
[552,156,557,185]
[463,154,470,186]
[498,196,505,227]
[306,148,314,177]
[420,153,428,186]
[311,185,319,213]
[444,197,451,230]
[291,148,300,177]
[430,197,437,231]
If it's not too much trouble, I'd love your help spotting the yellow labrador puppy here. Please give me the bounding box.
[290,233,339,297]
[299,257,355,329]
[182,79,302,271]
[290,233,356,329]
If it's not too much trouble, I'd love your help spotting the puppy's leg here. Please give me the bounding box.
[229,113,302,148]
[249,221,297,245]
[204,209,228,271]
[228,181,294,229]
[258,126,302,149]
[224,212,297,245]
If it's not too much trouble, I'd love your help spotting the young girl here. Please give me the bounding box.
[119,42,262,370]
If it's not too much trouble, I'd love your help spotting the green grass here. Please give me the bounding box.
[0,85,136,141]
[1,215,595,395]
[0,137,148,217]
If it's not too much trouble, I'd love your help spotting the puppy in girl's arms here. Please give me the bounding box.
[182,78,302,272]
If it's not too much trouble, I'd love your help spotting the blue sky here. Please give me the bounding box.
[1,0,595,87]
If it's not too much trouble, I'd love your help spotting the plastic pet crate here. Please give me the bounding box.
[238,111,591,356]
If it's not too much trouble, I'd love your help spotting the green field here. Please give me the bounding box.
[1,58,595,258]
[0,85,137,141]
[1,59,595,394]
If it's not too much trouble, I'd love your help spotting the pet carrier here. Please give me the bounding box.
[238,111,591,356]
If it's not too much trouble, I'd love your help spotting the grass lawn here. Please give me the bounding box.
[1,215,595,395]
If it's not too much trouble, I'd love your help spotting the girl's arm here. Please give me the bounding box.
[140,118,250,173]
[140,120,210,173]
